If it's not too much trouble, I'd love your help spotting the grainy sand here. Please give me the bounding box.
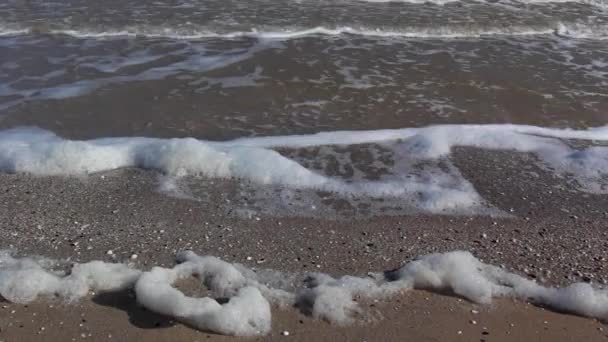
[1,144,607,341]
[2,291,606,341]
[1,1,608,339]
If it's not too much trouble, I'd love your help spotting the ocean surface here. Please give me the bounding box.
[1,0,608,217]
[1,0,608,139]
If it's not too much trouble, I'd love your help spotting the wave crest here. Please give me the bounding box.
[0,22,607,40]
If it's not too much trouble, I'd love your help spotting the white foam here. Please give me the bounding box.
[0,42,266,110]
[1,125,608,212]
[0,28,28,37]
[0,251,140,304]
[361,0,457,3]
[362,0,608,6]
[515,0,608,6]
[556,22,608,40]
[35,25,565,40]
[394,251,608,319]
[135,251,272,336]
[1,22,607,40]
[0,127,479,213]
[2,249,607,335]
[296,250,608,323]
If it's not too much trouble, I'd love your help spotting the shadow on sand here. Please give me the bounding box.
[92,289,177,330]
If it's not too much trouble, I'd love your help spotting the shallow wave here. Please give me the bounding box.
[358,0,458,3]
[0,28,28,36]
[361,0,607,5]
[50,26,555,39]
[556,22,608,39]
[1,124,608,213]
[0,22,606,40]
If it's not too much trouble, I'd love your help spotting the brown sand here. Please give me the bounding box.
[1,144,608,341]
[1,291,606,342]
[1,148,606,285]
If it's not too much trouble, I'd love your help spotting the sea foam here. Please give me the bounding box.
[0,125,607,213]
[1,249,607,335]
[0,22,607,40]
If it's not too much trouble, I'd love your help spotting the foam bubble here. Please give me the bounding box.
[296,250,608,323]
[0,40,267,110]
[0,22,607,40]
[362,0,608,6]
[0,251,140,304]
[135,252,271,336]
[1,125,608,213]
[556,22,608,40]
[2,249,608,335]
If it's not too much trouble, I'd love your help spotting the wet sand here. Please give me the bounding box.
[2,70,607,142]
[2,291,606,341]
[1,145,607,340]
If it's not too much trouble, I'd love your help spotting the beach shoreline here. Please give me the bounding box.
[2,290,606,341]
[2,0,608,338]
[1,146,607,340]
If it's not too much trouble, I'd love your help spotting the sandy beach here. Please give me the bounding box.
[2,0,608,339]
[1,145,608,341]
[2,291,606,341]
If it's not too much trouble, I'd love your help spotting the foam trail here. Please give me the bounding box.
[2,250,607,335]
[513,0,608,5]
[0,251,140,304]
[0,29,28,37]
[361,0,457,3]
[225,124,608,148]
[363,0,608,6]
[1,124,608,212]
[7,26,559,40]
[556,22,608,40]
[0,42,267,110]
[0,22,606,40]
[0,127,483,212]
